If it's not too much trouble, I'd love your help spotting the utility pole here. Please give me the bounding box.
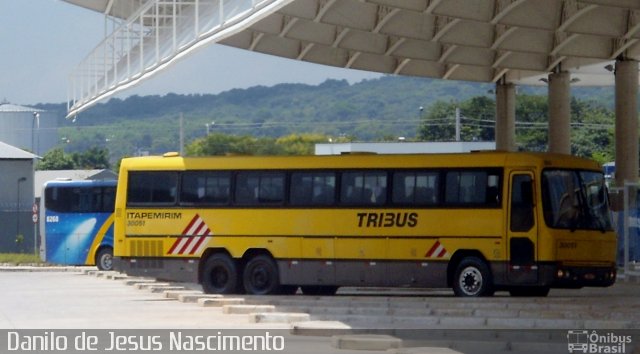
[179,113,184,155]
[455,107,461,142]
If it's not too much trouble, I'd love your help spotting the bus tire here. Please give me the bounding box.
[509,286,550,297]
[300,286,338,296]
[201,254,239,294]
[95,247,113,271]
[242,255,281,295]
[453,257,494,297]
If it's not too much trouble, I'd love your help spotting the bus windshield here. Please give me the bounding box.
[542,169,612,231]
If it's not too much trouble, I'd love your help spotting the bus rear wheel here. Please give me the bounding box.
[453,257,494,297]
[243,255,281,295]
[95,247,113,271]
[202,254,238,294]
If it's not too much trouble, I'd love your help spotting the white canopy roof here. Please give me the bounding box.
[64,0,640,115]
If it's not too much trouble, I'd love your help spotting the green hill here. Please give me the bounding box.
[33,74,614,161]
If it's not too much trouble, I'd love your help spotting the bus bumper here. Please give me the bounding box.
[548,263,617,288]
[113,256,199,283]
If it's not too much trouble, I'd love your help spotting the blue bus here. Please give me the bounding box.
[40,180,116,270]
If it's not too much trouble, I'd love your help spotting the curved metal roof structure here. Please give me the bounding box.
[64,0,640,116]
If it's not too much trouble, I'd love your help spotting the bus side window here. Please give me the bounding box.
[128,172,178,205]
[444,169,501,207]
[341,171,387,205]
[181,172,230,205]
[511,174,534,232]
[392,171,439,206]
[290,172,335,206]
[103,187,116,212]
[235,172,284,205]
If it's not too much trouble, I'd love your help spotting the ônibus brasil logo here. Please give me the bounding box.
[567,330,632,353]
[167,214,212,256]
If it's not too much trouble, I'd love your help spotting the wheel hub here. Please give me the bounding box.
[460,267,482,295]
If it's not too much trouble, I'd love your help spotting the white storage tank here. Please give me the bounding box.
[0,102,58,156]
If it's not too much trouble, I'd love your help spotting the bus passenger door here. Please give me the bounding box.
[507,172,538,284]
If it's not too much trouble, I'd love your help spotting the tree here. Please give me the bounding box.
[186,133,337,156]
[275,134,329,155]
[186,133,279,156]
[37,148,75,170]
[515,95,548,151]
[36,147,111,170]
[570,102,614,164]
[418,97,495,142]
[459,96,495,141]
[72,147,111,169]
[417,94,615,161]
[418,100,457,141]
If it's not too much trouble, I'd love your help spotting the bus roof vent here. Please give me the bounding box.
[163,152,180,157]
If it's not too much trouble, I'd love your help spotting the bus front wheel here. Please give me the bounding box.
[242,255,281,295]
[95,247,113,271]
[202,254,239,294]
[453,257,494,297]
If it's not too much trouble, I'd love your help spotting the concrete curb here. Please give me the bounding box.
[249,312,310,323]
[0,265,90,272]
[330,334,402,350]
[134,282,171,290]
[104,273,129,280]
[148,286,186,293]
[222,305,275,314]
[289,321,352,336]
[163,290,203,300]
[178,294,223,303]
[122,278,157,286]
[198,298,245,307]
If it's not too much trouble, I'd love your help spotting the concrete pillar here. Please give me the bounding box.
[495,82,516,151]
[614,59,639,188]
[548,71,571,154]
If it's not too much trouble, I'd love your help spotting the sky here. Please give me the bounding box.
[0,0,381,106]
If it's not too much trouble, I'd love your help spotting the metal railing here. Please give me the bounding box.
[67,0,293,118]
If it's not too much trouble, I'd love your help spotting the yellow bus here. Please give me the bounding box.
[113,151,616,297]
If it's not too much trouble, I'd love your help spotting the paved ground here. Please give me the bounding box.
[0,267,638,354]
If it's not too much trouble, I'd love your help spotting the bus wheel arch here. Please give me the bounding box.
[447,250,494,297]
[200,250,240,294]
[95,246,114,271]
[241,250,282,295]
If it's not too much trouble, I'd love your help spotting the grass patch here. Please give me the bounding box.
[0,253,43,264]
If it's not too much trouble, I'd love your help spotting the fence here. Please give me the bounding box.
[610,183,640,277]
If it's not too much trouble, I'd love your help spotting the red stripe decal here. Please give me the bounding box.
[189,236,207,255]
[192,222,206,236]
[177,237,195,255]
[182,214,201,235]
[425,242,440,257]
[167,238,182,254]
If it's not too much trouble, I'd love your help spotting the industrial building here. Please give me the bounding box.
[0,141,36,253]
[315,141,496,155]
